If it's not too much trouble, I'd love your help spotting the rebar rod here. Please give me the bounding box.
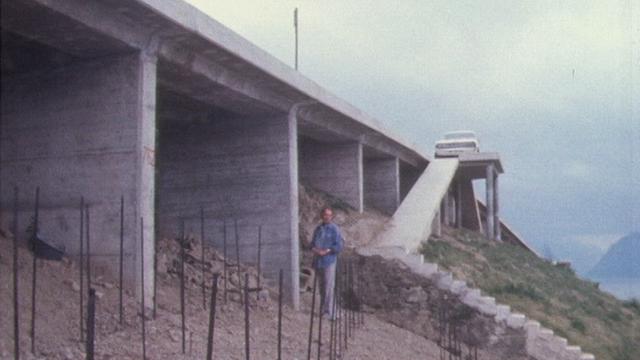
[223,221,228,304]
[234,219,242,303]
[317,286,324,360]
[79,197,84,341]
[140,218,147,360]
[277,269,283,360]
[12,187,20,360]
[119,196,124,325]
[256,225,262,301]
[306,272,318,360]
[86,205,91,291]
[86,288,96,360]
[244,272,250,360]
[206,274,219,360]
[30,186,39,354]
[201,207,206,309]
[180,219,186,354]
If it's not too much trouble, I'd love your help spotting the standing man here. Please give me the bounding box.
[311,207,344,320]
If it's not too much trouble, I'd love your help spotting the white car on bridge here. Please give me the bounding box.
[434,130,480,157]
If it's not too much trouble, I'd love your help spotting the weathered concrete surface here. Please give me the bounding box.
[299,139,363,212]
[373,159,459,251]
[363,157,400,215]
[0,54,154,295]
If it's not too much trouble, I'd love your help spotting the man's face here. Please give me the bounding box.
[321,209,333,224]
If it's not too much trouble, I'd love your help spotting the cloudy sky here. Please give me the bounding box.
[186,0,639,274]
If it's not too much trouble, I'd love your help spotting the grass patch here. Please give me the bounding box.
[420,228,640,360]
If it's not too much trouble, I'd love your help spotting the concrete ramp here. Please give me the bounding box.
[372,158,459,252]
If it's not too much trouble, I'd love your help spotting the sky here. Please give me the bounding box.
[185,0,639,275]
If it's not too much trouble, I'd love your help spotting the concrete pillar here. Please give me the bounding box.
[486,164,495,240]
[494,172,501,241]
[300,140,363,213]
[0,54,152,295]
[363,157,400,215]
[442,190,451,226]
[432,210,442,237]
[136,53,157,306]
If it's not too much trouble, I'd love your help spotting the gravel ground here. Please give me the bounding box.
[0,232,441,360]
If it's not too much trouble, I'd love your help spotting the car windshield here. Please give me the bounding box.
[436,141,477,149]
[444,131,476,140]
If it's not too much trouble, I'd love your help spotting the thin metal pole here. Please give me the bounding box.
[342,261,347,350]
[317,282,324,360]
[30,186,39,354]
[306,273,317,360]
[206,273,219,360]
[140,218,147,360]
[180,219,186,354]
[294,7,299,70]
[329,259,338,360]
[256,225,262,301]
[12,187,20,360]
[201,207,206,309]
[86,288,96,360]
[79,197,84,341]
[153,233,157,320]
[336,263,342,357]
[223,221,228,304]
[234,219,242,303]
[277,269,283,360]
[119,196,124,325]
[244,272,250,360]
[86,205,91,291]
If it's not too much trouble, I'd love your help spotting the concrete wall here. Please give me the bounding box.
[299,139,363,212]
[156,114,296,295]
[0,53,154,292]
[363,157,399,215]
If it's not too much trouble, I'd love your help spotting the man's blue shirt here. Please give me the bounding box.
[311,222,344,269]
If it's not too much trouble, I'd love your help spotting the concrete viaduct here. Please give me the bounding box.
[0,0,517,309]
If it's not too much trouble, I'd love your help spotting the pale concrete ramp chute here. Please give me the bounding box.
[372,158,459,252]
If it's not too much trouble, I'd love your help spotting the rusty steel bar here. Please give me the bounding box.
[256,225,262,301]
[86,205,91,291]
[86,288,96,360]
[223,221,228,304]
[140,218,147,360]
[277,269,283,360]
[206,273,219,360]
[79,197,84,341]
[12,187,20,360]
[30,186,39,354]
[234,219,242,303]
[180,219,186,354]
[201,207,206,309]
[244,272,250,360]
[119,196,124,325]
[306,272,318,360]
[316,285,324,360]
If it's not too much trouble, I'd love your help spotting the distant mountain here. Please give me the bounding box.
[588,232,640,279]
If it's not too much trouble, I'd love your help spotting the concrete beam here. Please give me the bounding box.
[459,179,482,232]
[299,139,364,213]
[363,157,400,215]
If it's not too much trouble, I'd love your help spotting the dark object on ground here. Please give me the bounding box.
[29,233,65,260]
